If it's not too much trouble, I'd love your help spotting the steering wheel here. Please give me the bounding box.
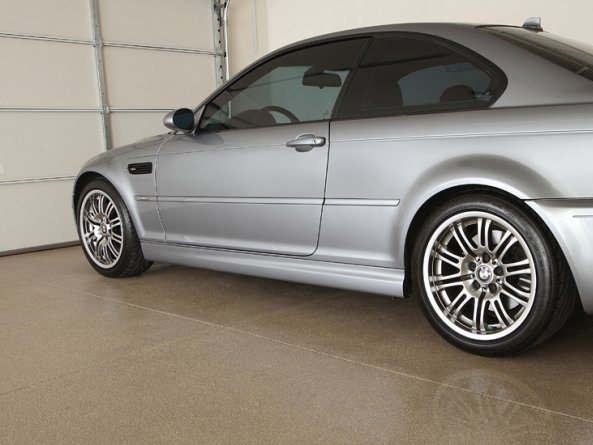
[260,105,300,123]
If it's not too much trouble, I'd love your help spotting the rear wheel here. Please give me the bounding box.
[76,178,152,277]
[412,194,575,356]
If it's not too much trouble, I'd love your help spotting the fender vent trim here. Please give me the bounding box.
[128,162,153,175]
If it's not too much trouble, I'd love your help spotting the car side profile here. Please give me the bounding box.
[74,19,593,356]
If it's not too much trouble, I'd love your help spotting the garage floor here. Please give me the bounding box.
[1,247,593,444]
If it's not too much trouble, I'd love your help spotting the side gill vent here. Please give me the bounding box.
[128,162,153,175]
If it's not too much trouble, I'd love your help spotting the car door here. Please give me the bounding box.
[156,38,369,255]
[316,34,506,267]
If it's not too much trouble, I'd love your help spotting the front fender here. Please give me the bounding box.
[74,134,169,242]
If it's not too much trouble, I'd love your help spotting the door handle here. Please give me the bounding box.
[286,134,326,152]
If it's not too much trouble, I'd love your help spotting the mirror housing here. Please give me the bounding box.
[302,68,342,88]
[163,108,198,132]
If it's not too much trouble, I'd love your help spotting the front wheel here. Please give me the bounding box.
[76,178,152,278]
[412,194,575,356]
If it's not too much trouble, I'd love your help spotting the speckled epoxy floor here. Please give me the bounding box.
[1,246,593,444]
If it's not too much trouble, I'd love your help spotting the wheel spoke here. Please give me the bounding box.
[472,296,487,333]
[489,301,505,328]
[500,281,530,306]
[446,291,473,319]
[104,200,115,218]
[492,230,518,260]
[106,239,119,258]
[101,238,111,262]
[84,210,101,225]
[494,298,514,326]
[431,272,474,291]
[451,222,475,256]
[490,299,509,328]
[97,194,106,214]
[476,217,491,250]
[505,268,532,278]
[90,197,100,218]
[502,259,532,277]
[435,243,463,269]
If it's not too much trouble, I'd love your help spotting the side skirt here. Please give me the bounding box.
[141,241,405,297]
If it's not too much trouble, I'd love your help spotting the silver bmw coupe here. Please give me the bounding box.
[74,19,593,355]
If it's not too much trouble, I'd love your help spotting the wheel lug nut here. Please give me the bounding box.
[482,253,490,263]
[494,266,503,275]
[488,283,497,293]
[469,262,476,271]
[472,281,480,290]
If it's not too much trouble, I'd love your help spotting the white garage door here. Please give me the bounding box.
[0,0,223,254]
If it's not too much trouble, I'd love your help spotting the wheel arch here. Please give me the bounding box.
[73,171,106,209]
[73,170,143,236]
[401,184,573,298]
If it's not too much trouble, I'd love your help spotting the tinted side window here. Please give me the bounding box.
[199,38,369,132]
[337,36,502,119]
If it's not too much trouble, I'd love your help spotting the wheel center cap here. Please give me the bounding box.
[477,265,493,283]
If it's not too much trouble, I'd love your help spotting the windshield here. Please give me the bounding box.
[482,26,593,81]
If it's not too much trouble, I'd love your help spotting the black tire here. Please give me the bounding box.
[412,193,576,356]
[76,178,152,278]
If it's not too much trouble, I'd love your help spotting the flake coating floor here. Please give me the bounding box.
[1,247,592,444]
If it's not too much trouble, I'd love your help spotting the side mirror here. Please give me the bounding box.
[163,108,197,132]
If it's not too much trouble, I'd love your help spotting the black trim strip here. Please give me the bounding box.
[128,162,153,175]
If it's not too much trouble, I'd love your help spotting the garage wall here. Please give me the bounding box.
[0,0,219,253]
[229,0,593,74]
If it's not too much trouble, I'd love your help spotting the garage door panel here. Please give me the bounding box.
[98,0,214,50]
[1,1,218,253]
[109,112,168,148]
[0,181,76,252]
[0,112,103,181]
[0,39,98,108]
[103,47,215,109]
[0,0,91,39]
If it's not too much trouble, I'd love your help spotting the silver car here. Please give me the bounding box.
[74,19,593,356]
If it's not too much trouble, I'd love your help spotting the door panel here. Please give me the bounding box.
[156,38,369,255]
[156,121,329,255]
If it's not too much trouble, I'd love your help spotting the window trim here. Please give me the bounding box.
[195,36,373,134]
[332,32,508,121]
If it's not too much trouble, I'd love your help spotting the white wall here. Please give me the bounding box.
[227,0,269,75]
[229,0,593,74]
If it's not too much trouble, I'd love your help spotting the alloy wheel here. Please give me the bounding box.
[422,211,537,341]
[79,190,124,268]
